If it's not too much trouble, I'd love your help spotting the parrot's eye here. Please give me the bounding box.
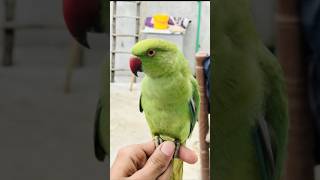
[147,49,156,57]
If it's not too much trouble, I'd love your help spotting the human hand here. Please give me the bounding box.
[110,141,198,180]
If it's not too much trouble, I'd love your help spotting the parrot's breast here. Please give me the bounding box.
[141,73,193,142]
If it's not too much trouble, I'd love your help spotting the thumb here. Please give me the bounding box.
[130,141,175,179]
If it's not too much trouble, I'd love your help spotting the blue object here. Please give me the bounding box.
[203,56,210,113]
[301,0,320,164]
[195,1,202,53]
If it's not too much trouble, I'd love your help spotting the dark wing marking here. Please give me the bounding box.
[94,99,106,161]
[253,117,276,180]
[139,94,143,113]
[188,99,197,137]
[189,78,200,137]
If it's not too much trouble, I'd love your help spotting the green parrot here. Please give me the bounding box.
[129,39,200,180]
[212,0,288,180]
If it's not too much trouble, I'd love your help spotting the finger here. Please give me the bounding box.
[138,141,156,157]
[157,163,173,180]
[111,142,154,178]
[178,145,198,164]
[111,147,143,177]
[130,141,175,179]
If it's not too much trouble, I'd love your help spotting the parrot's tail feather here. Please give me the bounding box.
[171,158,183,180]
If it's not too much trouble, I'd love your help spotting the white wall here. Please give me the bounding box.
[111,1,210,82]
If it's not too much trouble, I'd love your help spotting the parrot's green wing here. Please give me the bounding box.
[257,51,288,180]
[253,118,276,180]
[189,77,200,136]
[94,61,108,162]
[94,100,106,161]
[189,99,196,134]
[139,95,143,113]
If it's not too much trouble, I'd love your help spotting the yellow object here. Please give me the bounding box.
[153,13,169,29]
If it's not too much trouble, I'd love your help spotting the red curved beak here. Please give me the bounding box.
[130,56,142,77]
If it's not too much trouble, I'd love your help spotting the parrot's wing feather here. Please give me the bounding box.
[188,99,196,136]
[253,117,276,180]
[94,99,106,161]
[189,77,200,136]
[139,94,143,112]
[259,50,288,180]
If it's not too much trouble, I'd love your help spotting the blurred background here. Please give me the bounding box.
[0,0,107,179]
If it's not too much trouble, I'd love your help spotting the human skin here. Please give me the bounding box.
[111,141,198,180]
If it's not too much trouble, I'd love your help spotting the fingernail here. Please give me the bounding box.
[160,141,175,157]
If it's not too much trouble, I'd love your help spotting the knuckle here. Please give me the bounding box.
[135,152,147,165]
[117,146,134,157]
[149,155,167,171]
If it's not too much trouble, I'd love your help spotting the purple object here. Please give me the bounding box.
[144,16,191,29]
[168,16,175,25]
[145,17,153,28]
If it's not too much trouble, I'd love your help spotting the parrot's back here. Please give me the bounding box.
[213,1,288,179]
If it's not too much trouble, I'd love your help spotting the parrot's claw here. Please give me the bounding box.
[174,140,181,158]
[159,137,164,145]
[154,135,162,147]
[153,136,180,158]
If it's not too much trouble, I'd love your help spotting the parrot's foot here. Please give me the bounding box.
[154,135,164,147]
[153,136,181,158]
[174,140,180,158]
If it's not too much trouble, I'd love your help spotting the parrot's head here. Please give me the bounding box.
[63,0,100,48]
[130,39,178,78]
